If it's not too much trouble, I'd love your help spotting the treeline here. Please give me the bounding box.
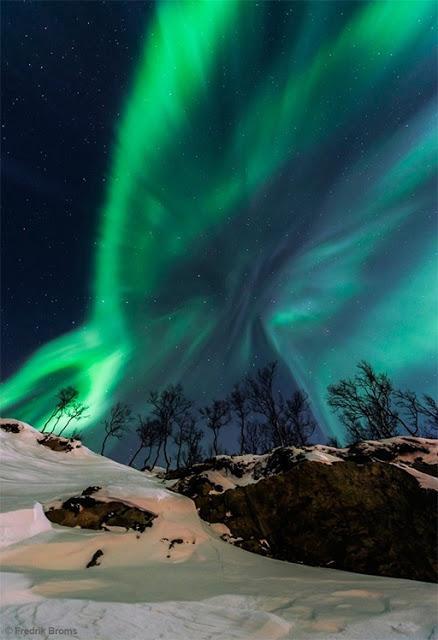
[41,360,437,470]
[101,361,316,471]
[327,361,437,444]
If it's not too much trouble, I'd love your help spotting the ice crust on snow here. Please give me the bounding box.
[0,418,437,639]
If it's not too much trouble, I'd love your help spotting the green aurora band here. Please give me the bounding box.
[1,0,437,447]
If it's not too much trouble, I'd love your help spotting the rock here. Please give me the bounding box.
[171,444,438,583]
[81,486,102,496]
[45,493,157,532]
[1,423,21,434]
[37,435,80,452]
[169,538,184,549]
[169,437,437,492]
[86,549,103,568]
[411,461,438,478]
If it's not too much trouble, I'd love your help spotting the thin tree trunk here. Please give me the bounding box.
[101,432,111,455]
[163,435,171,472]
[239,417,245,455]
[58,416,75,437]
[150,440,162,470]
[176,437,183,469]
[41,408,59,433]
[273,417,285,447]
[49,412,63,435]
[141,448,153,471]
[128,444,143,467]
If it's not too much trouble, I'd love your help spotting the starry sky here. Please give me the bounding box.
[1,0,437,453]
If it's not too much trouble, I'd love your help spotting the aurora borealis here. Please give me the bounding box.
[2,0,437,450]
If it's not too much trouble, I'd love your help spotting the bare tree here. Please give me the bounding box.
[173,412,198,470]
[327,361,436,443]
[148,384,192,472]
[41,387,79,434]
[128,416,160,469]
[284,390,316,447]
[101,402,132,455]
[243,421,266,454]
[395,390,438,437]
[200,399,231,456]
[57,401,89,437]
[327,362,397,442]
[182,421,204,467]
[246,362,286,447]
[229,383,251,455]
[422,395,438,435]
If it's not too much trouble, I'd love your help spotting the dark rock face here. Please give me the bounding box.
[37,435,81,452]
[45,493,157,533]
[178,460,437,582]
[166,457,247,482]
[411,461,438,478]
[86,549,103,568]
[81,486,102,496]
[1,423,21,433]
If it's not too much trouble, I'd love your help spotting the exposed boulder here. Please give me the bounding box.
[86,549,104,568]
[37,434,81,452]
[0,423,22,434]
[45,492,157,533]
[170,438,437,582]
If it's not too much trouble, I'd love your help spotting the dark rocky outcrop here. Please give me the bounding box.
[1,423,21,434]
[81,486,102,496]
[45,493,157,533]
[171,447,437,582]
[86,549,103,568]
[37,435,81,452]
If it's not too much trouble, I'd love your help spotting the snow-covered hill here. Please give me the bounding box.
[0,419,437,640]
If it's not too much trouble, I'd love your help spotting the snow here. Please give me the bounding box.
[301,447,344,464]
[394,464,438,491]
[0,418,437,639]
[170,437,437,496]
[0,503,52,549]
[359,437,438,465]
[168,446,344,495]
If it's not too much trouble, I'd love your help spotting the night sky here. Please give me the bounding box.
[1,0,437,453]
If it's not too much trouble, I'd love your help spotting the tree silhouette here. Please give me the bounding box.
[182,421,204,467]
[230,383,251,455]
[173,412,198,469]
[41,387,79,434]
[148,384,192,472]
[128,415,160,469]
[394,390,438,438]
[245,362,287,447]
[243,421,268,454]
[284,389,316,447]
[327,361,437,442]
[200,399,231,456]
[57,401,89,437]
[101,402,132,455]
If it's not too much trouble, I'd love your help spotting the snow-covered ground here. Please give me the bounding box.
[0,419,436,640]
